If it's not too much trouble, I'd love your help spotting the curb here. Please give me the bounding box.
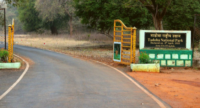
[130,63,160,72]
[0,62,21,69]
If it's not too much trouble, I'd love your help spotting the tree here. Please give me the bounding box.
[164,0,200,30]
[18,0,69,34]
[162,0,200,46]
[7,5,24,33]
[137,0,172,30]
[0,0,27,28]
[59,0,75,36]
[74,0,152,38]
[18,0,43,32]
[35,0,74,36]
[3,0,28,6]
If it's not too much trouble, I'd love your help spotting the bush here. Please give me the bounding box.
[139,52,150,63]
[0,49,9,62]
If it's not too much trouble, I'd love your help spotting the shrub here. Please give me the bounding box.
[0,49,9,62]
[139,52,150,63]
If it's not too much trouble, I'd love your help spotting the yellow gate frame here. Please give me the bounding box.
[8,19,14,62]
[113,19,136,65]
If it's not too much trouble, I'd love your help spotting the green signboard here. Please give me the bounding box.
[113,42,121,62]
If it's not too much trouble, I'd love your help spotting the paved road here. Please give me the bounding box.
[0,45,170,108]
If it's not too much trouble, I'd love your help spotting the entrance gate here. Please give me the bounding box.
[113,19,136,65]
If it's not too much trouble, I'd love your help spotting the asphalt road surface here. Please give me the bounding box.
[0,45,170,108]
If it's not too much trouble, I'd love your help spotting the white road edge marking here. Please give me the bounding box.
[91,60,167,108]
[0,54,29,100]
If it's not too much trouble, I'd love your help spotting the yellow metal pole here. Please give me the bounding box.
[11,19,14,61]
[130,28,133,63]
[8,25,12,62]
[132,27,137,63]
[114,20,116,42]
[121,24,123,64]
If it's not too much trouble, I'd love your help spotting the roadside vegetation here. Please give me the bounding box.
[0,0,199,40]
[0,48,8,62]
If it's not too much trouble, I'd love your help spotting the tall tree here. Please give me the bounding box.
[138,0,172,30]
[59,0,74,36]
[164,0,200,30]
[17,0,43,32]
[35,0,74,36]
[163,0,200,46]
[18,0,68,34]
[74,0,152,38]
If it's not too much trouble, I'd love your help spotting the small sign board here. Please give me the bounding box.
[113,42,121,62]
[145,33,186,48]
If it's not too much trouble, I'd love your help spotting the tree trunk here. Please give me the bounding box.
[152,15,163,30]
[69,15,73,37]
[50,25,58,35]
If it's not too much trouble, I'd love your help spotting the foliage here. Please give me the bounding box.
[35,0,65,21]
[3,0,28,6]
[163,0,200,30]
[8,0,200,36]
[7,4,24,33]
[74,0,152,37]
[0,48,9,62]
[128,0,200,30]
[35,0,72,35]
[18,0,69,34]
[126,0,173,30]
[139,52,150,63]
[0,0,28,27]
[0,0,28,32]
[17,0,43,32]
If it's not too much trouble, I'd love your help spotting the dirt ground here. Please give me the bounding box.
[127,71,200,108]
[5,34,200,108]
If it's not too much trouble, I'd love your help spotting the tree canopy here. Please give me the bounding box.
[3,0,28,6]
[35,0,74,36]
[74,0,152,37]
[136,0,172,30]
[4,0,200,37]
[164,0,200,30]
[7,5,24,33]
[18,0,69,34]
[18,0,43,32]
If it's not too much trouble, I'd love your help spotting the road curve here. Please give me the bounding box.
[0,45,169,108]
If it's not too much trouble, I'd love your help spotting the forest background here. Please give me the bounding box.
[0,0,199,41]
